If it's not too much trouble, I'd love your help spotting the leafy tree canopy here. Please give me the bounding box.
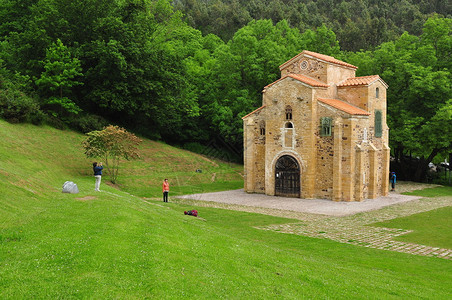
[346,16,452,181]
[82,125,142,183]
[0,0,451,180]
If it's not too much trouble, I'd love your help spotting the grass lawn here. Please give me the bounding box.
[403,186,452,198]
[1,120,451,298]
[371,206,452,249]
[370,187,452,249]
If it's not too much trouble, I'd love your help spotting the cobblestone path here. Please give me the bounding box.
[176,191,452,260]
[257,196,452,260]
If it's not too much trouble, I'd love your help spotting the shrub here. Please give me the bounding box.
[0,88,44,124]
[69,113,108,133]
[0,69,45,124]
[45,115,67,130]
[183,142,206,154]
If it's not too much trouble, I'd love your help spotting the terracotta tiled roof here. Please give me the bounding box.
[264,74,328,90]
[242,105,266,119]
[280,50,358,70]
[338,75,388,88]
[318,98,370,116]
[289,74,329,87]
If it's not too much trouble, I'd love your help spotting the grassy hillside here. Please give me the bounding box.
[0,119,243,198]
[117,139,243,198]
[0,120,451,299]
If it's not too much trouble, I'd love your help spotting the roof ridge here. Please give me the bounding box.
[279,50,358,70]
[318,97,365,110]
[318,98,370,116]
[338,75,388,88]
[353,75,379,78]
[242,105,266,119]
[288,73,328,87]
[264,73,328,90]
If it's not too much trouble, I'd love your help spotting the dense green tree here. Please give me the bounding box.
[346,16,452,181]
[196,20,343,147]
[35,38,83,116]
[173,0,451,51]
[1,0,451,175]
[0,60,43,123]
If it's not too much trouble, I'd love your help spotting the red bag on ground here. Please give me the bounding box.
[184,210,198,217]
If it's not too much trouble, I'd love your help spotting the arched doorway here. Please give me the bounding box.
[275,155,300,197]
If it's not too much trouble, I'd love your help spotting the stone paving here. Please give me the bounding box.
[175,183,452,260]
[257,196,452,260]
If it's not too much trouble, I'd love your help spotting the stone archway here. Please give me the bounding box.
[275,155,300,197]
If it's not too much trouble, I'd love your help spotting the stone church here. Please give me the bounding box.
[242,50,390,201]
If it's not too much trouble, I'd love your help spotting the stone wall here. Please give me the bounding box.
[337,85,369,110]
[243,109,267,193]
[280,56,328,82]
[315,104,336,199]
[280,54,355,87]
[263,78,317,197]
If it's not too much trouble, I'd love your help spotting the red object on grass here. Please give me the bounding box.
[184,210,198,217]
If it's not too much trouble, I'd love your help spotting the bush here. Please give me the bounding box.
[183,142,206,154]
[69,113,108,133]
[29,109,47,125]
[45,115,67,130]
[0,88,45,124]
[0,69,45,124]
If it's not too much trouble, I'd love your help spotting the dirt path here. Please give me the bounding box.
[175,182,452,260]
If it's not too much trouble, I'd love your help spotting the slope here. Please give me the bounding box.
[0,120,451,299]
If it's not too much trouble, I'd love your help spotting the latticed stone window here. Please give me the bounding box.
[320,117,332,136]
[375,110,382,137]
[259,121,265,135]
[285,105,292,120]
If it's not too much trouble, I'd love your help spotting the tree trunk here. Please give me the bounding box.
[104,155,109,178]
[413,148,441,182]
[112,156,119,184]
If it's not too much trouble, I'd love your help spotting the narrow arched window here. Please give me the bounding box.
[259,121,265,135]
[285,105,292,120]
[320,117,332,136]
[284,122,294,148]
[376,87,380,99]
[375,110,382,137]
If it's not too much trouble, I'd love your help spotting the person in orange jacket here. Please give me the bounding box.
[162,178,170,202]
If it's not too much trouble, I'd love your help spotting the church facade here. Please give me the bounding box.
[242,50,390,201]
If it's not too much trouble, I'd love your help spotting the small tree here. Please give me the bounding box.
[82,125,142,183]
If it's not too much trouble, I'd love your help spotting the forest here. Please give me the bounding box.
[0,0,451,182]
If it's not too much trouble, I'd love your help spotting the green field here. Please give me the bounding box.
[371,187,452,249]
[1,120,451,299]
[403,186,452,198]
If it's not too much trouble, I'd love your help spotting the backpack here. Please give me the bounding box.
[184,210,198,217]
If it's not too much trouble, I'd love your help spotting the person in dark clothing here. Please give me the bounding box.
[390,172,396,191]
[93,162,103,191]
